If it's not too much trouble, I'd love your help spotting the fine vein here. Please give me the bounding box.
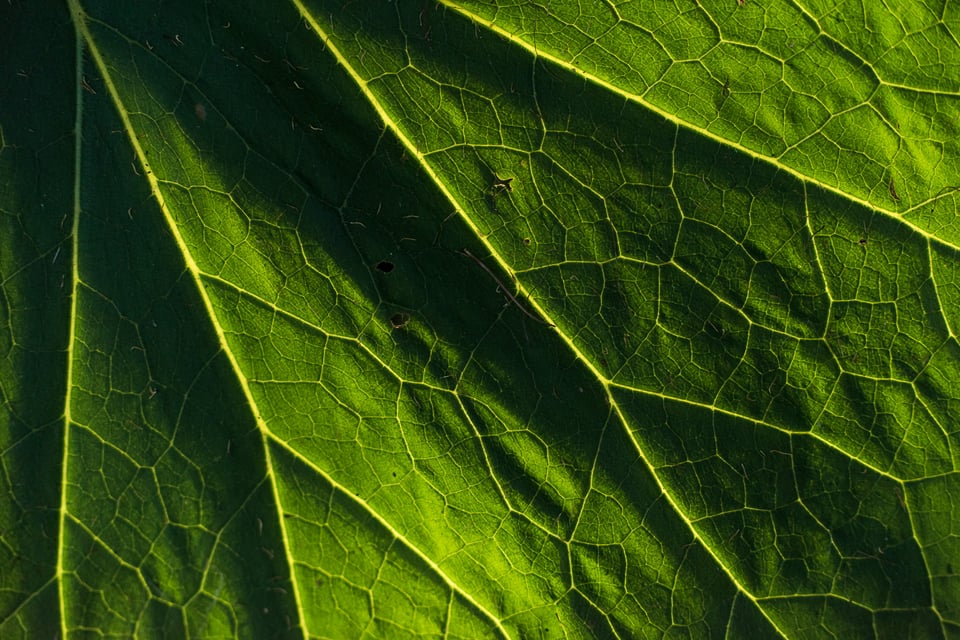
[459,248,555,327]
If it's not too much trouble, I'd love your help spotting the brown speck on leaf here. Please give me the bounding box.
[194,103,207,122]
[889,177,901,202]
[492,175,513,192]
[737,0,746,5]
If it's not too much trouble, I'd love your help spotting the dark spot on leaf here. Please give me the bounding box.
[375,260,395,273]
[390,312,410,329]
[392,472,397,478]
[889,177,901,202]
[522,237,531,246]
[706,319,726,338]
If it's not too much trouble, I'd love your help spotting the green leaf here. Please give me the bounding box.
[2,0,959,637]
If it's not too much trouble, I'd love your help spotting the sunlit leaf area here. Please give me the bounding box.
[2,1,959,637]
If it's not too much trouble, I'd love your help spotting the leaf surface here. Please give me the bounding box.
[2,0,959,637]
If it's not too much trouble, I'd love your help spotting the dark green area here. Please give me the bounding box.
[1,0,958,637]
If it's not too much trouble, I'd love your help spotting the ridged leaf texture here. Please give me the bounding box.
[2,1,959,637]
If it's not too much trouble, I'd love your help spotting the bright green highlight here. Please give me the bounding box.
[1,0,958,638]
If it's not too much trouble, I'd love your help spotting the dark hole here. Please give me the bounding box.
[522,237,531,246]
[392,472,397,478]
[859,238,867,246]
[376,260,395,273]
[390,312,410,329]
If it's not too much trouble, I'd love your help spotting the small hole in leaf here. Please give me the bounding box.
[375,260,395,273]
[522,237,531,246]
[390,312,410,329]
